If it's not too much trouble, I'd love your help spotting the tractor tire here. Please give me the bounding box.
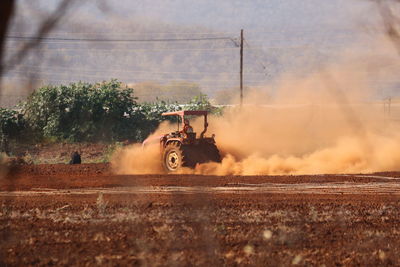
[163,142,195,172]
[162,142,221,172]
[163,142,183,172]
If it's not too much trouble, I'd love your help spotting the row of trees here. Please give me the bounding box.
[0,79,222,148]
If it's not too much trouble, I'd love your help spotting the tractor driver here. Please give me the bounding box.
[183,119,194,134]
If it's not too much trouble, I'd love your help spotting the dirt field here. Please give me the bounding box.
[1,164,400,266]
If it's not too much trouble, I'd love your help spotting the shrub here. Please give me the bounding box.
[22,79,142,142]
[186,93,224,115]
[0,108,26,152]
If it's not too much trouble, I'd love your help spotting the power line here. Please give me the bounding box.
[7,31,240,36]
[5,35,238,43]
[3,75,269,85]
[244,39,269,76]
[10,65,268,75]
[5,71,269,84]
[5,46,240,52]
[5,45,334,52]
[237,28,357,34]
[5,73,270,84]
[7,29,359,37]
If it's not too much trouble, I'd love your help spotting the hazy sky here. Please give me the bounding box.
[11,0,376,34]
[2,0,390,107]
[114,0,372,32]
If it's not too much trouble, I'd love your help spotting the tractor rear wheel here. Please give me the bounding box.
[163,142,184,172]
[163,142,197,172]
[162,142,221,172]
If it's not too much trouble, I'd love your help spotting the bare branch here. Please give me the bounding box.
[376,0,400,54]
[0,0,16,77]
[1,0,78,74]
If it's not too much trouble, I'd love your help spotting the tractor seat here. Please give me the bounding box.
[187,132,196,139]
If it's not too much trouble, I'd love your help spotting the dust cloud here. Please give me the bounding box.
[111,122,178,174]
[112,39,400,175]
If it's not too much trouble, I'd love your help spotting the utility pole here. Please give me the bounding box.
[240,29,243,107]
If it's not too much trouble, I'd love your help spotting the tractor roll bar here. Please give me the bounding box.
[162,110,209,138]
[162,110,208,116]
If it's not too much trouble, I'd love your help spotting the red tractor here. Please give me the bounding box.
[143,110,221,172]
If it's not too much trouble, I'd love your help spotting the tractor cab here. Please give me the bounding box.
[161,110,210,145]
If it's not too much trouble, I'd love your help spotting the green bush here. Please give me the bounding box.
[183,93,224,116]
[22,79,142,142]
[0,108,26,152]
[0,108,25,138]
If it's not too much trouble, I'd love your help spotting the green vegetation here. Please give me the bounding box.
[0,108,26,152]
[0,79,223,153]
[23,80,143,142]
[0,108,25,140]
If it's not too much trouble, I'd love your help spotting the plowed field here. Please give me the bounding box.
[1,163,400,266]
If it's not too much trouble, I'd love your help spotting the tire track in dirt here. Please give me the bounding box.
[1,181,400,196]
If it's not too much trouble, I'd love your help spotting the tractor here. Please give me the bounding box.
[143,110,221,172]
